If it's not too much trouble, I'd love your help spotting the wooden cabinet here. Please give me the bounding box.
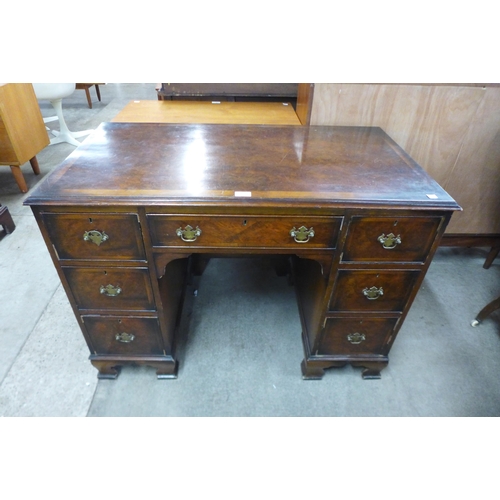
[0,83,49,192]
[25,123,460,380]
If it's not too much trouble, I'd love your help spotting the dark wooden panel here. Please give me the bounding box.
[158,83,298,98]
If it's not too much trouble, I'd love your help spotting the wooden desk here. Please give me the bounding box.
[112,100,301,125]
[25,123,460,380]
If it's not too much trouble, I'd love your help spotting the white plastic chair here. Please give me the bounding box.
[33,83,93,146]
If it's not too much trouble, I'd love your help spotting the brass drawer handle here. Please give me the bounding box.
[176,225,202,242]
[347,332,366,344]
[377,232,401,249]
[115,332,135,343]
[290,226,315,243]
[363,286,384,300]
[100,284,122,296]
[83,230,109,246]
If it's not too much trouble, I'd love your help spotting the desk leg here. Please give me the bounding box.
[301,359,338,379]
[302,357,389,380]
[300,359,328,380]
[90,357,178,379]
[484,246,500,269]
[91,359,120,379]
[351,360,388,380]
[151,361,178,379]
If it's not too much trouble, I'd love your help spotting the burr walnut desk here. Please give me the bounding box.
[25,123,460,380]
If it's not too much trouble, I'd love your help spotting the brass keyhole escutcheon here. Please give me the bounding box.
[83,230,109,246]
[100,284,122,296]
[377,232,401,249]
[115,332,135,343]
[176,225,202,242]
[363,286,384,300]
[290,226,315,243]
[347,332,366,344]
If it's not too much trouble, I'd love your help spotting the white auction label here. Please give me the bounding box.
[234,191,252,197]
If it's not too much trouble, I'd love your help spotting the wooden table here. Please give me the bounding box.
[112,100,301,125]
[25,123,460,380]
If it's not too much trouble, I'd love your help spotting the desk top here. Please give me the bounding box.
[25,123,460,211]
[112,100,301,125]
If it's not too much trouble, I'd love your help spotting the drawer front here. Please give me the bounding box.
[42,213,146,261]
[147,215,342,248]
[329,270,420,312]
[63,267,155,311]
[342,216,442,262]
[318,318,398,356]
[83,316,163,355]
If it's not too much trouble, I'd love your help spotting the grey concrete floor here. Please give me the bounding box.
[1,83,499,416]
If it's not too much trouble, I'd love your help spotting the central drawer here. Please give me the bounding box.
[147,215,342,248]
[62,267,155,311]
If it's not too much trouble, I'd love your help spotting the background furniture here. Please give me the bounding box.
[25,123,459,380]
[471,296,500,327]
[33,83,93,147]
[483,245,499,269]
[0,204,15,234]
[156,83,314,125]
[158,83,299,107]
[75,83,104,109]
[112,100,301,125]
[0,83,49,193]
